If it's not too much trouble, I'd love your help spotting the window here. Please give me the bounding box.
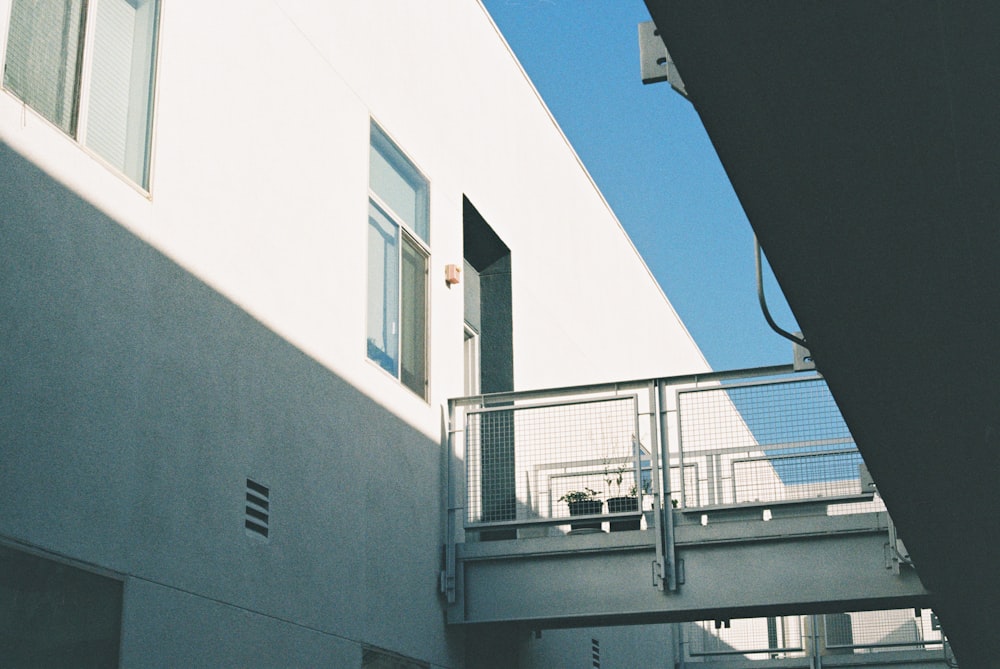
[0,544,123,668]
[367,122,429,398]
[4,0,160,187]
[463,323,480,396]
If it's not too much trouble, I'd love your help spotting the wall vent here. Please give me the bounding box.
[245,478,270,539]
[591,638,600,668]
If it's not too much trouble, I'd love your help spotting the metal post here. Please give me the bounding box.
[812,614,823,669]
[657,379,678,591]
[441,401,459,604]
[675,622,687,669]
[647,381,666,590]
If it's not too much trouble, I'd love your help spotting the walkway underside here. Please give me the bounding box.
[449,511,928,627]
[642,3,1000,664]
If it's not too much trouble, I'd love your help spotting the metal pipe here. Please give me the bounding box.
[675,622,687,669]
[449,362,799,408]
[442,401,458,603]
[755,235,808,348]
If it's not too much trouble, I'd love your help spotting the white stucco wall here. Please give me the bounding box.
[0,0,706,426]
[0,2,707,667]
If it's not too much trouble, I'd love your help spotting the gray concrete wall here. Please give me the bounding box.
[521,625,676,669]
[0,143,462,667]
[120,579,361,668]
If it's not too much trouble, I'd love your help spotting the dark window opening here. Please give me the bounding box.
[464,197,515,540]
[0,544,123,668]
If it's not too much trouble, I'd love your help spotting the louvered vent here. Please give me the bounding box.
[245,478,270,539]
[591,638,600,668]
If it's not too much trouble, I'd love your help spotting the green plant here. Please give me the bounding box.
[604,461,628,497]
[559,488,601,504]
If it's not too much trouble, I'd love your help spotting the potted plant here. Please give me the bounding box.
[604,463,640,531]
[607,482,640,531]
[559,488,603,531]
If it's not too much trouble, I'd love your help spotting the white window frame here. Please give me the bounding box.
[463,323,480,396]
[367,121,430,399]
[2,0,160,189]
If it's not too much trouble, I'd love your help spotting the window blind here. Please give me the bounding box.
[3,0,86,134]
[85,0,158,185]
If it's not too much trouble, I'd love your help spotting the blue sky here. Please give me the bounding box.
[482,1,799,371]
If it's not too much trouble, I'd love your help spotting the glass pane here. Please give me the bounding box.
[3,0,86,134]
[85,0,158,186]
[463,327,480,396]
[369,124,429,243]
[367,202,399,376]
[400,235,427,396]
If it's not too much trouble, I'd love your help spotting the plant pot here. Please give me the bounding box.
[607,496,640,531]
[567,499,603,531]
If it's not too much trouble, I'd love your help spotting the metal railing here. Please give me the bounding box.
[451,366,870,535]
[460,381,657,530]
[443,365,900,605]
[675,376,863,509]
[687,609,945,660]
[441,365,926,618]
[828,608,945,654]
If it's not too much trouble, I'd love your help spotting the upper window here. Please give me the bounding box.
[367,122,429,398]
[4,0,160,188]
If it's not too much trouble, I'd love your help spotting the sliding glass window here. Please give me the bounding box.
[367,123,429,398]
[4,0,160,187]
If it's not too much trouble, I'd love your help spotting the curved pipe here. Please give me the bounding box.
[755,235,808,349]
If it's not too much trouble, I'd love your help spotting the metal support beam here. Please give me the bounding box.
[448,513,927,627]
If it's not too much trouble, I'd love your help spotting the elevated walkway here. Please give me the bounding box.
[452,509,924,627]
[442,367,929,629]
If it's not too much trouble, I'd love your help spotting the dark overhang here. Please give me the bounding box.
[645,2,1000,665]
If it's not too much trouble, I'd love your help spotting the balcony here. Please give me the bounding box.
[684,608,952,667]
[442,366,929,629]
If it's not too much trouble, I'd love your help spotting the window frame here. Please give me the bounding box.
[1,0,161,190]
[366,121,430,400]
[463,322,481,396]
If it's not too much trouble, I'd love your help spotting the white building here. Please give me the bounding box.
[0,1,709,667]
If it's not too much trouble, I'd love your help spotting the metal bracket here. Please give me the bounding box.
[793,333,816,371]
[638,21,687,97]
[885,514,913,575]
[440,565,456,603]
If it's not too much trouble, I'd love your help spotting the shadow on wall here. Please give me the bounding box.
[0,141,455,665]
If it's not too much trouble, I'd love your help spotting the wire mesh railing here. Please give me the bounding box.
[675,376,866,509]
[464,392,649,528]
[687,609,945,660]
[687,616,805,659]
[453,368,873,534]
[829,608,945,653]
